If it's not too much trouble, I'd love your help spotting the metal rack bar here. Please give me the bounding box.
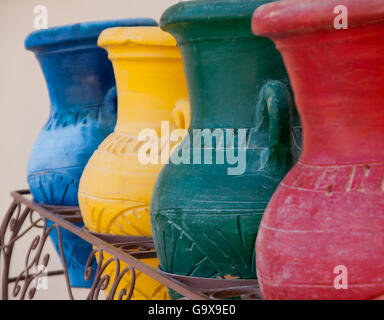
[0,190,261,300]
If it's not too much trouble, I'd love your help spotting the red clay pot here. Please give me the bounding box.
[252,0,384,299]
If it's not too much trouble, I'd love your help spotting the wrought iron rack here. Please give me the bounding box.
[0,190,261,300]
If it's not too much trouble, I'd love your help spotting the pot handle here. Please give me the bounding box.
[171,98,190,130]
[103,86,118,115]
[255,80,293,171]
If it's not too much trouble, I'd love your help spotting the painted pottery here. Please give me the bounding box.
[150,0,300,293]
[25,19,157,287]
[252,0,384,299]
[78,27,189,299]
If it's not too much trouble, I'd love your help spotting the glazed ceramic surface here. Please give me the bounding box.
[25,19,157,287]
[151,0,300,286]
[253,0,384,299]
[78,27,189,299]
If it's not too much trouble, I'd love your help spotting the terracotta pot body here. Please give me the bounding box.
[252,0,384,299]
[25,19,156,287]
[150,0,300,294]
[78,27,189,300]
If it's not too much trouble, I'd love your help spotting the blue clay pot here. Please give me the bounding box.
[25,18,158,287]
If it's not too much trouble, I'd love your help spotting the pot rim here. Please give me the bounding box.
[252,0,384,38]
[160,0,275,28]
[25,18,158,51]
[97,26,177,48]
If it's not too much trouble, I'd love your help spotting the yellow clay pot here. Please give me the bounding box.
[78,27,189,300]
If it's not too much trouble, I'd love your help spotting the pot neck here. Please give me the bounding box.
[164,21,289,129]
[110,57,188,135]
[35,43,115,112]
[275,23,384,165]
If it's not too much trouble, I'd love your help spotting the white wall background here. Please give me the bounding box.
[0,0,180,300]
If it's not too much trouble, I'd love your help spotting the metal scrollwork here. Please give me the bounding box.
[85,248,136,300]
[0,196,75,300]
[1,190,239,301]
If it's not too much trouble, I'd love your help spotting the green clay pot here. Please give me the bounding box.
[150,0,301,295]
